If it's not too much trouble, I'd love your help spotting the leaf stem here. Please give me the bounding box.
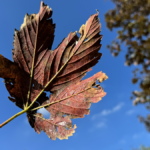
[30,87,91,111]
[0,109,27,128]
[0,29,84,128]
[0,15,40,128]
[25,15,40,108]
[27,35,80,110]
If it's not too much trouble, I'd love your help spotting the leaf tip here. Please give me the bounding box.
[98,73,108,83]
[96,9,99,14]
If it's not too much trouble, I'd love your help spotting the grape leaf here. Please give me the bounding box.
[0,1,108,139]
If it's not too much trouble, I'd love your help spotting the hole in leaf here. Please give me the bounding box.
[92,80,101,89]
[37,107,50,119]
[3,79,15,87]
[96,80,100,85]
[84,38,88,42]
[10,82,13,86]
[35,101,40,106]
[55,126,58,132]
[45,91,51,99]
[63,114,67,118]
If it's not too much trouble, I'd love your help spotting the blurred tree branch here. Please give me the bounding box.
[105,0,150,131]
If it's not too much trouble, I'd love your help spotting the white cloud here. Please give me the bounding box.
[133,134,139,139]
[132,131,150,140]
[24,117,29,124]
[126,109,135,115]
[96,122,106,128]
[132,132,145,140]
[37,108,50,118]
[119,139,126,144]
[101,110,111,116]
[89,120,106,132]
[112,102,124,112]
[91,102,124,120]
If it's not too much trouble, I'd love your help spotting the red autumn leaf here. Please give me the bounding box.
[13,1,102,95]
[34,72,107,140]
[46,72,107,118]
[0,1,108,139]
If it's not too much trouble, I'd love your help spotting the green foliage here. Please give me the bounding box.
[105,0,150,131]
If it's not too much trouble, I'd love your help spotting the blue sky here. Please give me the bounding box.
[0,0,150,150]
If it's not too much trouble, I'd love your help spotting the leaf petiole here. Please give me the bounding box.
[0,108,27,128]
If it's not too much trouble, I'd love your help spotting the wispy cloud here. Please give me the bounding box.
[89,120,106,132]
[126,109,135,115]
[24,117,29,124]
[133,134,139,139]
[96,122,106,128]
[100,110,111,116]
[119,139,126,144]
[113,103,124,112]
[133,131,150,140]
[91,102,124,120]
[132,132,145,140]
